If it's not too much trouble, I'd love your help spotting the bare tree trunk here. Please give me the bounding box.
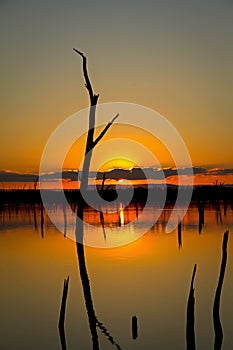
[73,49,118,196]
[58,276,70,350]
[178,216,182,250]
[73,49,119,349]
[213,230,229,350]
[186,264,197,350]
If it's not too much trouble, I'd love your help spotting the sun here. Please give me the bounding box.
[99,158,136,172]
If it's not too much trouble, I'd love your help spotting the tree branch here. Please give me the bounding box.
[73,48,99,104]
[96,320,122,350]
[93,113,119,147]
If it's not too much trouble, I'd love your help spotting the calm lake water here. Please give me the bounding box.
[0,202,233,349]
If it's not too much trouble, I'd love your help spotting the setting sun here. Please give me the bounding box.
[99,158,136,172]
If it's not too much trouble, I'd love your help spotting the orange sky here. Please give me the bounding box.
[1,1,233,174]
[63,124,175,171]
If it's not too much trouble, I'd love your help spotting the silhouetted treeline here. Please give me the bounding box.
[0,185,232,206]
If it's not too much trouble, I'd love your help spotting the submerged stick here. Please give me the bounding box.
[58,276,70,350]
[198,202,205,234]
[100,173,106,193]
[132,315,138,340]
[40,202,44,238]
[213,230,229,350]
[62,204,67,237]
[186,264,197,350]
[178,216,182,250]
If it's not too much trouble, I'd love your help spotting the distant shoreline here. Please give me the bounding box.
[0,185,232,205]
[1,167,233,190]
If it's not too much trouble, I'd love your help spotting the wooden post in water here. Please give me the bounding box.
[132,315,138,340]
[100,173,106,193]
[99,210,106,241]
[33,203,37,230]
[178,216,182,250]
[198,202,205,234]
[213,230,229,350]
[40,201,44,238]
[62,203,67,237]
[58,276,70,350]
[223,199,227,217]
[186,264,197,350]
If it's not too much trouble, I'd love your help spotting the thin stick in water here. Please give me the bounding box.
[213,230,229,350]
[186,264,197,350]
[58,276,70,350]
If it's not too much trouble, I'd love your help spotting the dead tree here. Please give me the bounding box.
[213,230,229,350]
[58,276,70,350]
[73,49,119,196]
[186,264,197,350]
[178,216,182,250]
[73,49,120,350]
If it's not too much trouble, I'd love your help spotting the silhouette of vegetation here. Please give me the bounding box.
[40,201,44,238]
[178,216,182,249]
[186,264,197,350]
[34,176,38,191]
[198,202,205,234]
[62,203,67,237]
[73,49,121,349]
[213,230,229,350]
[33,203,38,230]
[58,276,70,350]
[132,315,138,340]
[184,231,230,350]
[73,48,119,195]
[1,185,233,207]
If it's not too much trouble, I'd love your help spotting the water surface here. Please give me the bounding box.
[0,203,233,349]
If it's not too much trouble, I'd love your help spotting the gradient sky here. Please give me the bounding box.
[1,0,233,172]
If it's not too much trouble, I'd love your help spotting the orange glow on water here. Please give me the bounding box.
[119,203,125,226]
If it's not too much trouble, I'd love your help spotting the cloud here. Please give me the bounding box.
[0,170,37,182]
[1,167,233,183]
